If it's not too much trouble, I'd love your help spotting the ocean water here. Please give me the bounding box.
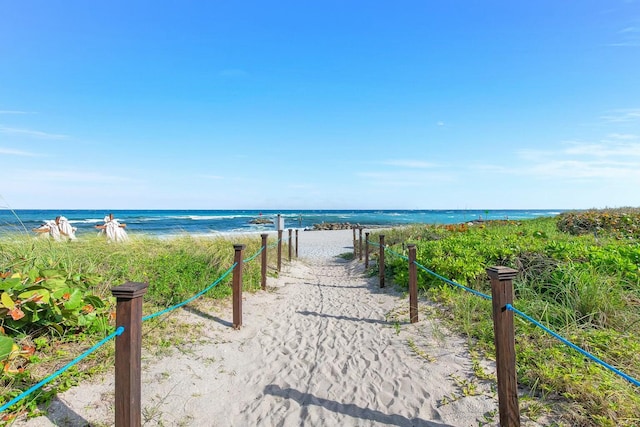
[0,209,564,238]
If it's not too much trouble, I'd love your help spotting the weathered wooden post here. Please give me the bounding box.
[379,234,385,288]
[260,233,268,291]
[288,229,293,262]
[487,266,520,427]
[112,281,148,427]
[352,227,357,257]
[364,232,370,267]
[295,229,299,258]
[277,230,283,272]
[408,244,418,323]
[233,244,245,329]
[358,227,363,261]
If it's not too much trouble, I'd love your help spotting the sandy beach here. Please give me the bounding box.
[14,229,557,427]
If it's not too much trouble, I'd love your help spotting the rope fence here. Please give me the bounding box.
[0,327,124,414]
[359,230,640,427]
[0,228,300,425]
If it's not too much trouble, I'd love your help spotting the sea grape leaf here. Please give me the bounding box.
[0,336,16,361]
[18,289,50,305]
[40,269,63,278]
[63,289,84,311]
[46,278,68,290]
[0,278,22,291]
[1,292,15,309]
[83,295,105,309]
[28,267,40,283]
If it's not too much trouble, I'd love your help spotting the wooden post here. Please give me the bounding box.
[112,281,148,427]
[352,227,357,257]
[295,229,299,258]
[408,244,418,323]
[379,234,385,288]
[358,227,363,261]
[260,234,268,291]
[364,232,370,267]
[233,244,245,329]
[277,230,283,272]
[288,229,292,262]
[487,266,520,427]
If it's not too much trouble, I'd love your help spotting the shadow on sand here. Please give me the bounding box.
[182,305,233,328]
[43,395,93,426]
[264,384,452,427]
[296,310,408,326]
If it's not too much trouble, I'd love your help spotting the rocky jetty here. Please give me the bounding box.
[249,217,274,225]
[312,222,359,230]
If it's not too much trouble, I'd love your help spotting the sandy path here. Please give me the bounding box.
[16,230,552,427]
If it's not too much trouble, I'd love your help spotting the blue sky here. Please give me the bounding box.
[1,1,639,210]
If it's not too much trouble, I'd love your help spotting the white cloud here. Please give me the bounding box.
[527,159,640,180]
[0,147,41,157]
[606,26,640,47]
[0,125,67,139]
[600,109,640,123]
[481,138,640,183]
[620,26,640,33]
[563,141,640,157]
[0,110,34,115]
[437,121,445,126]
[606,133,638,140]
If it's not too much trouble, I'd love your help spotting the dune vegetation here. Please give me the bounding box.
[375,208,640,426]
[1,208,639,425]
[0,233,269,421]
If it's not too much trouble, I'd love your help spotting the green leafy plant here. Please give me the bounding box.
[371,211,640,425]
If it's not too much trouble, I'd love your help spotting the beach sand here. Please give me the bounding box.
[15,229,558,426]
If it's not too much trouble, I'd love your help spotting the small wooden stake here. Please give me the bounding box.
[112,281,148,427]
[408,244,418,323]
[277,230,283,272]
[233,244,245,329]
[260,233,268,290]
[353,227,357,257]
[364,232,370,267]
[379,234,385,288]
[487,266,520,427]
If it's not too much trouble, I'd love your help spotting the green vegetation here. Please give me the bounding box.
[337,252,355,261]
[0,234,267,421]
[374,209,640,426]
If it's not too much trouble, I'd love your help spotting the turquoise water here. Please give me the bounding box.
[0,209,564,238]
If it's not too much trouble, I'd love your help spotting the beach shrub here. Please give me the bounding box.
[374,214,640,426]
[557,207,640,238]
[0,258,110,374]
[0,233,266,418]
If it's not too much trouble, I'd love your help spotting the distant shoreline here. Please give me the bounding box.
[0,209,564,239]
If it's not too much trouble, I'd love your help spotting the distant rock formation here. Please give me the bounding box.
[249,217,274,225]
[312,222,359,230]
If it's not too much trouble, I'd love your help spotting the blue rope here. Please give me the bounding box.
[384,247,409,261]
[506,304,640,388]
[243,245,265,263]
[268,239,280,249]
[0,327,124,413]
[413,261,492,301]
[368,241,380,247]
[142,263,236,322]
